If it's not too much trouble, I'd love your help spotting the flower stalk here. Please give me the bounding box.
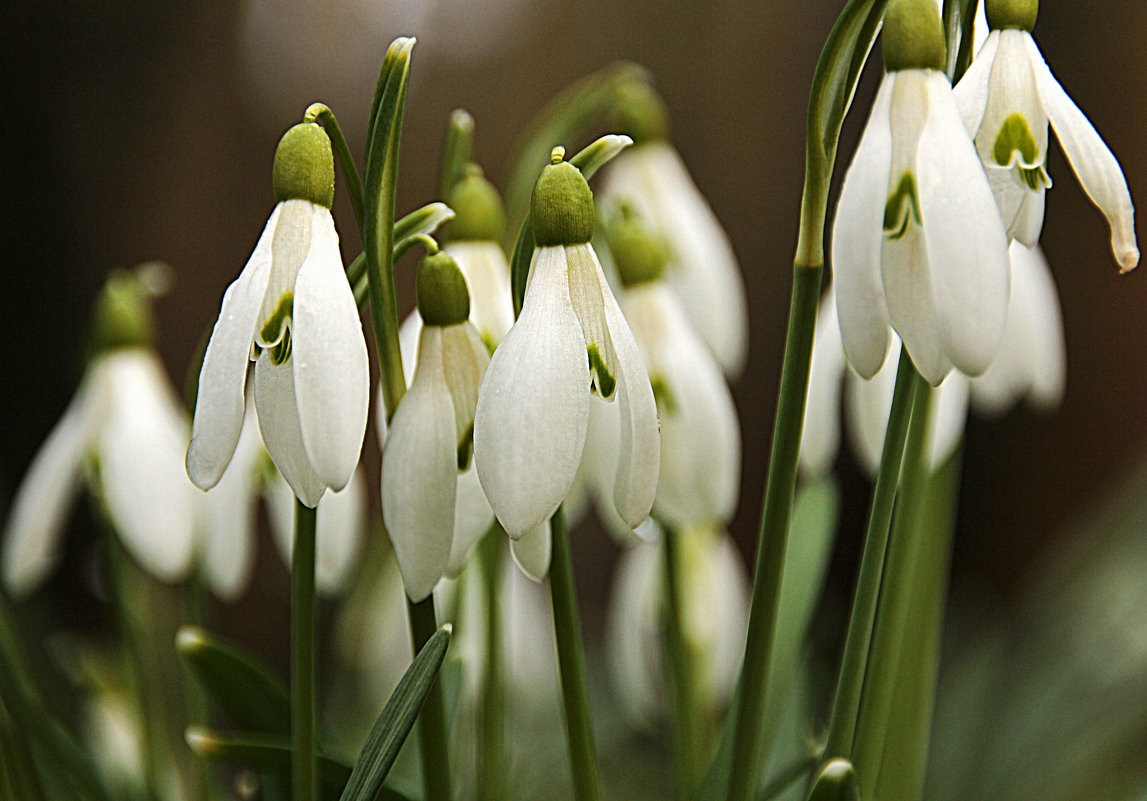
[291,500,318,801]
[304,103,365,236]
[662,525,703,800]
[478,528,507,801]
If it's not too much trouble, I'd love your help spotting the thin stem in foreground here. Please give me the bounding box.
[548,507,602,801]
[407,597,452,801]
[662,525,703,800]
[291,501,318,801]
[304,103,365,237]
[479,530,507,801]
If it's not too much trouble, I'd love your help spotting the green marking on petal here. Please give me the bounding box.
[269,329,292,366]
[992,113,1041,169]
[1019,164,1051,191]
[883,172,922,241]
[259,291,294,346]
[650,376,677,417]
[457,423,474,471]
[588,344,617,400]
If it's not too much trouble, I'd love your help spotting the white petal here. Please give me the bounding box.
[2,378,102,597]
[292,205,369,491]
[800,288,845,475]
[1026,35,1138,271]
[446,241,514,347]
[918,72,1011,379]
[265,470,295,570]
[186,205,279,490]
[446,465,494,578]
[832,73,894,379]
[256,201,313,347]
[929,374,969,468]
[566,245,620,399]
[315,468,365,596]
[583,396,641,544]
[605,538,663,728]
[952,29,1000,135]
[474,246,590,538]
[845,352,898,479]
[382,327,457,602]
[254,353,325,508]
[509,522,551,583]
[201,407,262,601]
[440,323,489,452]
[595,254,660,529]
[97,352,197,582]
[376,311,422,448]
[1020,246,1067,410]
[1012,185,1046,247]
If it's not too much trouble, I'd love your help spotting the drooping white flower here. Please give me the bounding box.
[382,252,493,601]
[600,82,748,377]
[186,123,369,508]
[474,152,660,540]
[832,0,1011,386]
[3,272,197,596]
[953,0,1138,271]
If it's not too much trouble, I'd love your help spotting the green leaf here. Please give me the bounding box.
[806,759,860,801]
[349,202,456,308]
[176,626,290,735]
[338,625,452,801]
[437,109,475,203]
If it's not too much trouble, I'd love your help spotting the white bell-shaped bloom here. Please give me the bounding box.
[474,242,660,539]
[444,241,514,347]
[953,23,1138,270]
[3,349,197,596]
[833,39,1011,385]
[970,241,1066,415]
[606,524,749,728]
[600,141,749,377]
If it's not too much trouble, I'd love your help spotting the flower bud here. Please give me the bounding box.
[91,270,156,353]
[417,251,471,327]
[531,148,595,246]
[882,0,947,73]
[272,123,335,209]
[986,0,1037,32]
[445,164,505,242]
[605,206,669,288]
[608,80,671,145]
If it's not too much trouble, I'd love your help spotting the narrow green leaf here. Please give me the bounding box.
[568,134,633,181]
[339,625,452,801]
[349,202,456,307]
[176,626,290,735]
[437,109,475,203]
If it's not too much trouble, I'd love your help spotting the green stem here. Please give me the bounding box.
[292,501,318,801]
[822,347,920,761]
[407,597,451,801]
[850,373,934,798]
[305,103,365,236]
[437,108,475,204]
[548,507,601,801]
[725,262,822,801]
[662,525,702,799]
[478,530,507,801]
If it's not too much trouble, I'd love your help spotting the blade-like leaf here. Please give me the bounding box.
[176,626,290,735]
[339,625,452,801]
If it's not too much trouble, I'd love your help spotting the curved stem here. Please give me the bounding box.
[304,103,365,237]
[291,501,318,801]
[407,598,451,801]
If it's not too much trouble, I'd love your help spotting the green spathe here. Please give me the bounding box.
[882,0,946,73]
[417,251,471,327]
[531,150,595,246]
[986,0,1037,32]
[445,164,505,242]
[608,80,670,145]
[91,271,156,353]
[272,123,335,209]
[605,207,669,287]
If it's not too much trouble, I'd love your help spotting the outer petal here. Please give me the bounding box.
[1026,35,1139,272]
[832,73,895,379]
[202,406,262,601]
[474,246,590,538]
[1012,185,1046,247]
[845,351,899,478]
[186,204,279,489]
[918,71,1011,378]
[800,289,845,475]
[1020,245,1067,410]
[605,538,663,728]
[376,311,422,447]
[595,255,660,528]
[254,353,325,508]
[2,378,103,597]
[447,464,495,578]
[510,522,551,583]
[292,206,370,491]
[314,468,365,595]
[382,327,457,602]
[98,351,197,583]
[929,373,969,468]
[952,29,1001,134]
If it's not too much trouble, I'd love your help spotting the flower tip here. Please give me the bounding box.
[185,442,222,492]
[184,726,212,755]
[174,625,209,655]
[1119,246,1140,274]
[442,622,453,635]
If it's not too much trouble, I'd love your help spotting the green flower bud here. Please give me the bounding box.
[444,164,505,242]
[91,270,156,353]
[986,0,1037,32]
[882,0,947,73]
[417,251,471,327]
[272,123,335,209]
[608,80,671,145]
[605,206,669,288]
[531,148,595,247]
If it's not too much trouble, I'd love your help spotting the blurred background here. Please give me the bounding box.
[3,0,1147,797]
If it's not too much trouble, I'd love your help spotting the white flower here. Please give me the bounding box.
[970,241,1066,415]
[187,124,369,508]
[3,349,197,596]
[600,141,749,377]
[953,22,1138,270]
[473,242,660,539]
[833,66,1011,385]
[443,241,514,347]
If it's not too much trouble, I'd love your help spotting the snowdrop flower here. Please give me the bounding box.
[970,241,1066,415]
[474,149,660,539]
[953,0,1139,270]
[600,81,748,377]
[186,122,369,508]
[598,204,741,531]
[3,269,197,596]
[383,251,493,601]
[606,524,748,728]
[832,0,1011,386]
